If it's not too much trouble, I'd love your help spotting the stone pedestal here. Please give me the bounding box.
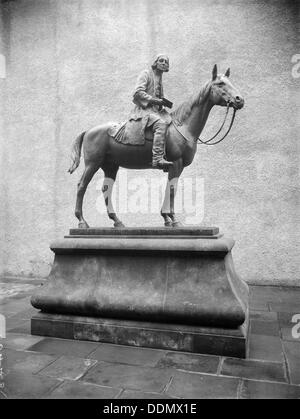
[31,227,249,357]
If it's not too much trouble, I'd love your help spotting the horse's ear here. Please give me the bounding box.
[225,68,230,78]
[212,64,218,80]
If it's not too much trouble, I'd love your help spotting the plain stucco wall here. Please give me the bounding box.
[0,0,299,285]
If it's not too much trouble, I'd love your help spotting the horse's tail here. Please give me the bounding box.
[68,131,86,174]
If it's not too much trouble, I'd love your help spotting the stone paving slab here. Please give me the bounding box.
[1,371,61,399]
[248,334,284,362]
[220,358,287,383]
[166,371,240,399]
[250,286,300,303]
[240,379,300,399]
[81,362,173,393]
[26,337,100,358]
[269,303,300,313]
[3,348,58,375]
[1,333,45,351]
[278,312,299,328]
[119,390,174,399]
[281,327,300,343]
[0,283,38,302]
[1,298,33,315]
[7,320,31,335]
[250,311,278,322]
[283,341,300,385]
[155,351,220,374]
[88,343,165,367]
[46,380,120,399]
[250,320,280,337]
[37,355,98,380]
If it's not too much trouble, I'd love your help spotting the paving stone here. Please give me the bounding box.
[250,287,300,305]
[6,318,30,333]
[240,379,300,399]
[89,343,165,367]
[82,362,173,393]
[167,371,239,399]
[278,312,300,328]
[282,341,300,385]
[249,334,284,362]
[250,311,278,322]
[221,358,286,383]
[38,355,97,380]
[250,320,279,337]
[281,327,300,343]
[47,380,119,399]
[1,371,61,399]
[8,320,31,334]
[249,300,270,312]
[8,307,39,320]
[269,303,300,313]
[155,351,220,374]
[119,390,172,399]
[3,348,58,374]
[27,337,99,358]
[0,284,37,302]
[1,333,45,351]
[0,298,32,315]
[0,277,44,285]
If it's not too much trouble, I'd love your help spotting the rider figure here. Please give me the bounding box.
[130,54,173,170]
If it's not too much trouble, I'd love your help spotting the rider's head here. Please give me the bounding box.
[152,54,169,72]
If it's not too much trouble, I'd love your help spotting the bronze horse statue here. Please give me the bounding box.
[68,65,244,228]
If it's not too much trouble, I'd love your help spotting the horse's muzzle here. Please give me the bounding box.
[231,96,244,110]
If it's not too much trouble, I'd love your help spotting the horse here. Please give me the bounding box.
[68,64,244,228]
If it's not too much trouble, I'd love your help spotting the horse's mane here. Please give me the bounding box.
[171,81,211,125]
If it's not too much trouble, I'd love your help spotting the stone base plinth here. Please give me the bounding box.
[31,312,247,358]
[31,227,249,357]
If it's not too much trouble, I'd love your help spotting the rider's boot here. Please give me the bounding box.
[152,120,173,170]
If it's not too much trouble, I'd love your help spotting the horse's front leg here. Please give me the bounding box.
[75,163,100,228]
[102,165,125,228]
[161,159,184,227]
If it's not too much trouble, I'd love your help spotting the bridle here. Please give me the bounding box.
[172,100,237,146]
[197,101,237,146]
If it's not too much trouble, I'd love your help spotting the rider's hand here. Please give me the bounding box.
[151,98,163,106]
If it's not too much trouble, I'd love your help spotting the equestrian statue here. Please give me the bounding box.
[68,57,244,228]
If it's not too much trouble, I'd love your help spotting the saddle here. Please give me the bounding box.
[108,118,172,146]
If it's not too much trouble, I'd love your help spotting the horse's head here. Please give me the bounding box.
[209,64,244,110]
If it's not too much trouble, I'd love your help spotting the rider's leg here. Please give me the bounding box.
[152,120,173,170]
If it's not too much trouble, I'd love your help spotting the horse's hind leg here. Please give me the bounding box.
[75,163,100,228]
[102,164,125,228]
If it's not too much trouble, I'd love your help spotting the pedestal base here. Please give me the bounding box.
[31,312,247,358]
[31,227,249,357]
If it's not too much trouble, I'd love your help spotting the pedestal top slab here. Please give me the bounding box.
[69,226,219,238]
[51,236,234,255]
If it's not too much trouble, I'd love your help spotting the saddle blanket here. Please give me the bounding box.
[108,120,153,146]
[108,118,172,146]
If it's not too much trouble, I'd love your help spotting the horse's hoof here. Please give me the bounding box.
[78,221,89,229]
[114,221,125,228]
[172,221,183,228]
[164,221,172,227]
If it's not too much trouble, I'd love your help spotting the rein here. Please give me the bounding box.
[172,101,237,146]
